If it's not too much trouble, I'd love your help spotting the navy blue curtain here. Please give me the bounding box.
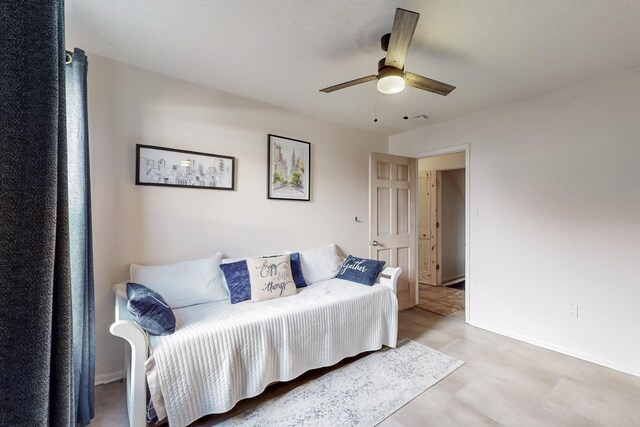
[66,48,95,427]
[0,3,94,426]
[0,0,73,425]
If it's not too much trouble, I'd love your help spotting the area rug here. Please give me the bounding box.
[220,339,464,426]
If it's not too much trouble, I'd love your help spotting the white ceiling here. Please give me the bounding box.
[65,0,640,136]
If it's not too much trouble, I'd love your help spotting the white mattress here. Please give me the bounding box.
[146,278,398,427]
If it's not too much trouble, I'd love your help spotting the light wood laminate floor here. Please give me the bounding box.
[418,284,465,321]
[93,309,640,426]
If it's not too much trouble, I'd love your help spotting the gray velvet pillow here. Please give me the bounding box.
[126,282,176,335]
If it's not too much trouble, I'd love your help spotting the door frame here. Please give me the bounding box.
[413,144,471,323]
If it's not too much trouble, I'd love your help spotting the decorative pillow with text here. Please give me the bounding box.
[336,255,386,286]
[246,255,297,302]
[264,252,307,288]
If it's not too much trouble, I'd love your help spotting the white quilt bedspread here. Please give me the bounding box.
[146,278,398,427]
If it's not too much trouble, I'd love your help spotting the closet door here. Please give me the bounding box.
[418,171,431,284]
[428,170,442,286]
[418,170,442,286]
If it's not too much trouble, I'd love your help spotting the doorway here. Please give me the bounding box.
[415,151,467,321]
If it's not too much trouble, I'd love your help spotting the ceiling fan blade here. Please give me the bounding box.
[405,72,456,96]
[319,75,377,93]
[385,8,419,69]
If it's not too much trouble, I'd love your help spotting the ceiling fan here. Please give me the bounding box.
[320,8,455,96]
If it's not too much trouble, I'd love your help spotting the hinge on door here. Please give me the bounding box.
[436,222,440,228]
[436,264,440,270]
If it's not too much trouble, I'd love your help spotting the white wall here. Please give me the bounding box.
[88,54,387,381]
[441,169,465,282]
[390,68,640,376]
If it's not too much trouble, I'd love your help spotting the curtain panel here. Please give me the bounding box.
[66,48,96,427]
[0,0,72,425]
[0,3,94,426]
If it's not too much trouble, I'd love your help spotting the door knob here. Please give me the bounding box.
[370,240,381,246]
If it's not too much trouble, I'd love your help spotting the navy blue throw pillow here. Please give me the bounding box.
[289,252,307,288]
[336,255,386,286]
[219,260,252,304]
[126,282,176,336]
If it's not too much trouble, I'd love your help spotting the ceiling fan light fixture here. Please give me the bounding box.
[377,75,405,94]
[319,9,455,98]
[377,66,405,94]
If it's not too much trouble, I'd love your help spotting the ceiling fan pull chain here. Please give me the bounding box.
[374,85,378,123]
[403,88,409,120]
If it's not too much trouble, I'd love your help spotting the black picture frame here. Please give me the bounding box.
[135,144,235,190]
[267,134,311,201]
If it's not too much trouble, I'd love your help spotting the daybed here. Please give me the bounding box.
[110,250,400,427]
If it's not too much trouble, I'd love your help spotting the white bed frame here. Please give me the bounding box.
[110,266,401,427]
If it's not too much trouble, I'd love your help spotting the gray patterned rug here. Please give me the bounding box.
[220,339,464,426]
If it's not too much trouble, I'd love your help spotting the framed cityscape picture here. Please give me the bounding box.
[267,134,311,201]
[136,144,235,190]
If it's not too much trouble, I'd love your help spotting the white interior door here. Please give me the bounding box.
[369,152,417,309]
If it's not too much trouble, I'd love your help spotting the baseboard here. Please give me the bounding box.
[95,370,124,385]
[471,321,640,378]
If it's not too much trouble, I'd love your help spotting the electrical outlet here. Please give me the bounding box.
[569,305,579,319]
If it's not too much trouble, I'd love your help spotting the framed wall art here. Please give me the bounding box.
[136,144,235,190]
[267,134,310,201]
